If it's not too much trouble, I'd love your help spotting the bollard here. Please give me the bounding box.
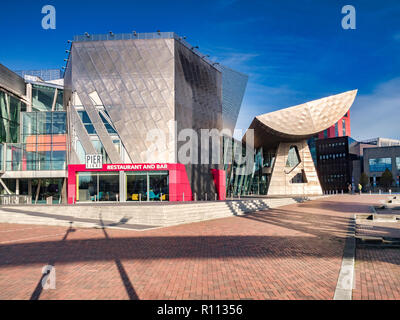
[370,190,372,195]
[72,195,75,204]
[205,193,207,201]
[139,193,142,202]
[389,189,392,195]
[379,189,382,195]
[116,194,119,202]
[160,193,163,202]
[183,192,185,202]
[341,190,344,195]
[194,193,197,201]
[215,193,217,201]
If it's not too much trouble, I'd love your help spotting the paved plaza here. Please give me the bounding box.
[0,195,399,300]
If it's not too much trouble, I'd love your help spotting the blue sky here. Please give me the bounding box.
[0,0,399,140]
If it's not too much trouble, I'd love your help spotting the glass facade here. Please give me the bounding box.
[223,136,272,196]
[369,158,392,172]
[126,171,169,201]
[77,110,117,134]
[77,172,120,202]
[0,143,3,171]
[0,90,26,143]
[32,84,63,111]
[397,157,400,170]
[5,112,67,171]
[76,171,169,202]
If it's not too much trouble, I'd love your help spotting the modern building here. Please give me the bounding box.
[235,90,358,196]
[14,69,62,82]
[2,30,363,202]
[360,137,400,147]
[363,146,400,188]
[0,63,67,203]
[315,136,356,193]
[63,32,248,203]
[317,111,351,139]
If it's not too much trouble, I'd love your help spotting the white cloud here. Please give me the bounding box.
[351,78,400,141]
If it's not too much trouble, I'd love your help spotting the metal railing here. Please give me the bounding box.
[0,195,32,205]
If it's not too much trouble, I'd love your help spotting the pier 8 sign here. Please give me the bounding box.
[105,163,168,171]
[85,154,103,169]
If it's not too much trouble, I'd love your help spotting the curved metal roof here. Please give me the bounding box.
[244,90,357,147]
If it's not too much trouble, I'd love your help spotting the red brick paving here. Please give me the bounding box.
[356,221,400,239]
[353,248,400,300]
[0,195,390,300]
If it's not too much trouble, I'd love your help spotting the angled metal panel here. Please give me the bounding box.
[220,65,248,133]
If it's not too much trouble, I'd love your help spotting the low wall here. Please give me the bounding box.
[0,196,326,228]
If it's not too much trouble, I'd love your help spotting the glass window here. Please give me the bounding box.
[51,150,66,170]
[6,144,23,171]
[78,110,96,134]
[22,112,38,138]
[342,118,346,136]
[149,172,169,201]
[98,173,119,201]
[0,91,21,143]
[52,112,66,134]
[32,84,55,111]
[126,173,148,201]
[36,112,52,134]
[369,158,392,172]
[55,89,64,111]
[286,146,301,168]
[77,173,98,202]
[396,157,400,170]
[126,171,169,202]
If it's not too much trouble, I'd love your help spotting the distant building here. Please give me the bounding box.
[14,69,62,82]
[360,137,400,147]
[363,146,400,189]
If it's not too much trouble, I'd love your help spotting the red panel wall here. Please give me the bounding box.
[67,163,193,204]
[211,169,226,201]
[317,111,351,139]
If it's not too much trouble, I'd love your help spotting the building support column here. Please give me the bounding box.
[15,179,19,195]
[35,180,41,204]
[0,178,11,195]
[28,179,32,196]
[61,178,67,204]
[119,171,125,202]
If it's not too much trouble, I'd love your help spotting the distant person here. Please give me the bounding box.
[358,183,362,195]
[348,183,352,195]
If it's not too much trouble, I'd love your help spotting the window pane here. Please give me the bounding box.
[98,173,119,201]
[286,146,301,168]
[32,84,55,111]
[126,173,147,201]
[77,173,97,202]
[52,112,66,134]
[149,172,169,201]
[369,158,392,172]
